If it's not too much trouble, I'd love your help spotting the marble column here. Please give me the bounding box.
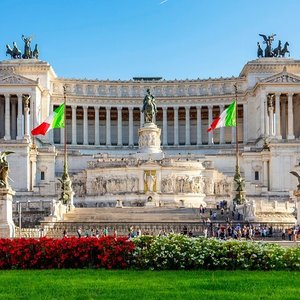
[16,94,23,140]
[83,106,88,145]
[71,105,77,145]
[243,103,248,144]
[260,92,265,136]
[106,106,111,146]
[287,93,295,140]
[140,109,144,128]
[117,107,122,146]
[162,107,168,146]
[219,105,225,144]
[11,99,17,140]
[4,94,11,140]
[174,107,179,146]
[129,107,134,146]
[275,93,282,139]
[185,106,190,145]
[208,106,213,144]
[264,97,269,136]
[94,106,100,145]
[23,96,30,139]
[263,160,268,188]
[268,95,274,137]
[60,126,64,144]
[196,106,202,145]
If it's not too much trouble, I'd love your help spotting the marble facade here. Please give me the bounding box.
[0,58,300,213]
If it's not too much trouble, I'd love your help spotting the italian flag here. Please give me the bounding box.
[207,101,236,132]
[31,103,65,136]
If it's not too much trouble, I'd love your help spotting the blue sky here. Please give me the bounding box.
[0,0,298,80]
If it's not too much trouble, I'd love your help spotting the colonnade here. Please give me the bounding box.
[0,94,31,140]
[52,103,248,146]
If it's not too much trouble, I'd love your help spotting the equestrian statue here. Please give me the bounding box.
[142,89,157,124]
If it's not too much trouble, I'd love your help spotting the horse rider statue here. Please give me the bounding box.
[259,33,276,57]
[6,42,21,59]
[273,40,282,57]
[142,89,157,124]
[32,44,39,59]
[257,42,263,58]
[22,35,33,59]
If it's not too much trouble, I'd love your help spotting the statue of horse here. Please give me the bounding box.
[32,44,39,59]
[257,42,263,58]
[22,35,33,59]
[142,89,157,123]
[6,43,21,59]
[273,40,282,57]
[281,42,290,57]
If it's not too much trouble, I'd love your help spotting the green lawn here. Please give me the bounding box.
[0,269,299,300]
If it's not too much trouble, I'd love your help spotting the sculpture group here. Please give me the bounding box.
[257,33,289,58]
[6,35,39,59]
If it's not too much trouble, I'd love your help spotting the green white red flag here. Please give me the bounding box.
[31,103,65,135]
[207,101,236,132]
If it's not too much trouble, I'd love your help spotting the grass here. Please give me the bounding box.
[0,269,299,300]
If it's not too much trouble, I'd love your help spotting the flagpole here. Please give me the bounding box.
[60,86,74,211]
[233,83,245,205]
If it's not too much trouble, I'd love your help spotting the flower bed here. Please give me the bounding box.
[0,235,299,270]
[133,235,300,270]
[0,237,134,269]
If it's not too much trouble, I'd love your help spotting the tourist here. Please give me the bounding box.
[85,228,89,238]
[63,228,67,238]
[203,227,208,238]
[95,228,100,238]
[77,227,82,238]
[281,229,286,240]
[212,212,217,220]
[103,226,109,236]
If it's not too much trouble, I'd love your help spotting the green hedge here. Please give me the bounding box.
[133,235,300,270]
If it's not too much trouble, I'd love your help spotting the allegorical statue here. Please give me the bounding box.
[257,33,290,58]
[22,35,33,59]
[142,89,157,123]
[6,42,21,59]
[0,151,14,188]
[290,171,300,191]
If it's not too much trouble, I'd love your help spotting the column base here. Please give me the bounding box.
[3,136,11,140]
[276,135,282,140]
[287,135,295,140]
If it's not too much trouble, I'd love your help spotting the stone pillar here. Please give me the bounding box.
[94,106,100,145]
[263,159,268,188]
[23,96,30,140]
[219,105,225,144]
[174,107,179,146]
[287,93,295,140]
[196,106,202,145]
[243,103,248,143]
[0,188,15,238]
[265,97,269,136]
[106,106,111,146]
[129,107,134,146]
[16,94,23,140]
[71,105,77,145]
[11,99,17,140]
[275,93,282,139]
[140,109,144,128]
[260,92,265,136]
[162,107,168,146]
[185,106,190,146]
[117,107,122,146]
[4,94,11,140]
[60,126,64,144]
[208,106,213,144]
[268,95,274,137]
[83,106,88,145]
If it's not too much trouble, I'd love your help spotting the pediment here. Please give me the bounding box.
[0,74,37,85]
[261,68,300,84]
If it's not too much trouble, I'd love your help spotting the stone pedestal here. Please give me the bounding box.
[136,123,164,160]
[0,188,16,238]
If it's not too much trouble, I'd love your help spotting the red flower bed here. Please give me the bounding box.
[0,237,135,269]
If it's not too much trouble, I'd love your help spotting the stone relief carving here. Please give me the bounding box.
[72,179,87,197]
[214,179,232,195]
[203,178,214,195]
[90,175,139,195]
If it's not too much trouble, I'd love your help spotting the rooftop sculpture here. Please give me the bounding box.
[257,33,290,58]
